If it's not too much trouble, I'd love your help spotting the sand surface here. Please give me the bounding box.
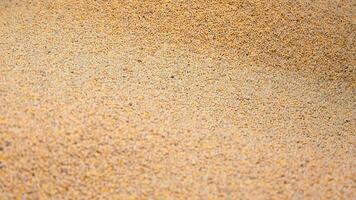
[0,0,355,199]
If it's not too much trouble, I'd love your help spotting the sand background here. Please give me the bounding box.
[0,0,355,199]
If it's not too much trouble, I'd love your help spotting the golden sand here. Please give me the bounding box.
[0,0,355,199]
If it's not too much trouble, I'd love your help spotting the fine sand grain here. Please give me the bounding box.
[0,0,355,199]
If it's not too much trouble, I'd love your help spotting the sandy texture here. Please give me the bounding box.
[0,0,355,199]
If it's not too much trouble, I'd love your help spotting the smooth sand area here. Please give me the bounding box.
[0,0,355,199]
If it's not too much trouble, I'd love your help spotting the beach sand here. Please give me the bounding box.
[0,0,355,199]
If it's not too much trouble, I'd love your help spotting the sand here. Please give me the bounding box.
[0,0,355,199]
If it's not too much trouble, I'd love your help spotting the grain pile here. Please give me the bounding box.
[0,0,355,199]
